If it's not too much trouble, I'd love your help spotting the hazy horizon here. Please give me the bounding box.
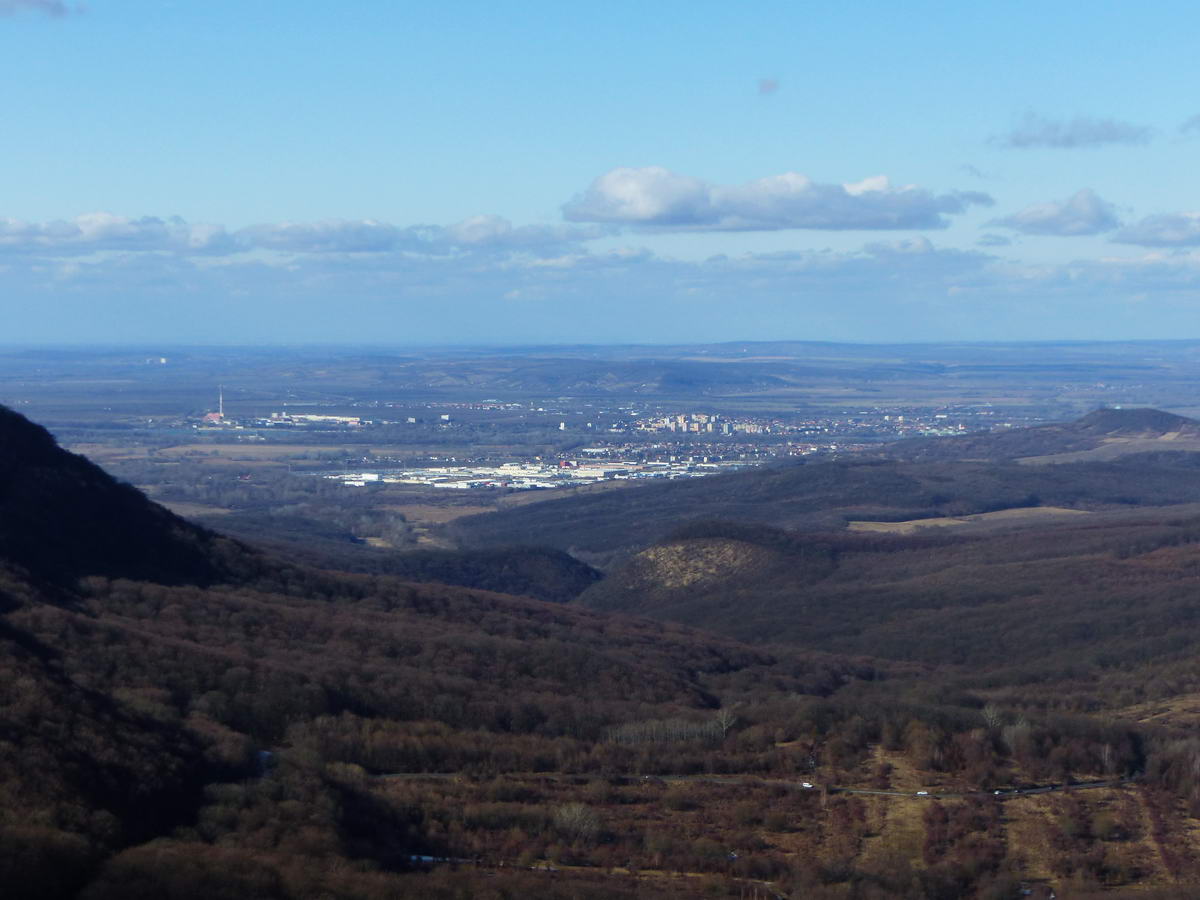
[7,336,1200,350]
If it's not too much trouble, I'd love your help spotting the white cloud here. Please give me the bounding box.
[0,212,609,260]
[562,166,992,231]
[447,214,524,244]
[12,229,1200,344]
[993,112,1152,149]
[0,214,237,254]
[564,167,712,226]
[990,189,1120,236]
[10,207,1200,345]
[1113,212,1200,247]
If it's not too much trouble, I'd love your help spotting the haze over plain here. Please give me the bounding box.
[4,0,1200,345]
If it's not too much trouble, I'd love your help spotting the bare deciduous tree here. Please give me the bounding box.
[553,802,600,843]
[715,708,739,738]
[982,703,1003,730]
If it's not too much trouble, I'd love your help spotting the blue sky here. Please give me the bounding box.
[4,0,1200,344]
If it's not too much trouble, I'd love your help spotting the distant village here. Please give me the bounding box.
[196,398,1006,442]
[182,391,1027,493]
[633,410,980,438]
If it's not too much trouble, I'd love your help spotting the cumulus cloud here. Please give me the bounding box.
[0,212,609,260]
[0,213,237,254]
[14,226,1200,345]
[562,166,992,231]
[859,237,992,273]
[0,0,73,15]
[993,112,1152,149]
[17,207,1200,344]
[990,189,1120,236]
[1112,212,1200,247]
[238,215,608,255]
[564,168,711,226]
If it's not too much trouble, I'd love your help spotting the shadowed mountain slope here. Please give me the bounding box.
[0,625,210,899]
[0,405,249,587]
[203,509,602,603]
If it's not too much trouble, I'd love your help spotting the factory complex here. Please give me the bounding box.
[327,457,752,490]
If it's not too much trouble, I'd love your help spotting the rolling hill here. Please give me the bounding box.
[885,407,1200,463]
[450,409,1200,562]
[579,514,1200,678]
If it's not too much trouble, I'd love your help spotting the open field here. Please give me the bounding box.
[154,500,234,518]
[1118,692,1200,727]
[848,506,1091,534]
[154,443,365,459]
[69,443,154,464]
[1019,435,1200,465]
[378,504,495,524]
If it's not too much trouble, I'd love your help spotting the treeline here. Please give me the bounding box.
[607,717,724,746]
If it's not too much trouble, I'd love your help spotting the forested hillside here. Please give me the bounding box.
[0,404,872,898]
[581,515,1200,690]
[10,403,1200,897]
